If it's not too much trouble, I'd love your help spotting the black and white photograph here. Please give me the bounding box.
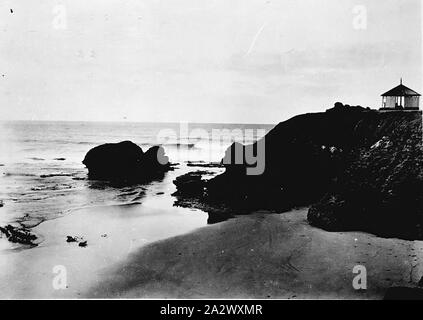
[0,0,422,305]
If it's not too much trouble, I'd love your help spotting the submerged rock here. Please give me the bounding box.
[82,141,170,182]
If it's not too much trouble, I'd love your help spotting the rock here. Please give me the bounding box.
[78,241,87,247]
[54,158,66,161]
[83,141,143,180]
[143,145,169,171]
[40,173,72,178]
[173,103,423,239]
[172,171,236,224]
[308,110,423,239]
[82,141,171,182]
[326,102,366,113]
[66,236,78,243]
[173,171,207,197]
[186,161,223,168]
[207,212,233,224]
[0,224,37,246]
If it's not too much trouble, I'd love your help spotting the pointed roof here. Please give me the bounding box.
[381,79,421,97]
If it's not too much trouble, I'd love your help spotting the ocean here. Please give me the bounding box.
[0,121,274,230]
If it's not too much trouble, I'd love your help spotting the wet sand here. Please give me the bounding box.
[1,205,422,299]
[87,208,423,299]
[0,165,221,299]
[0,200,209,299]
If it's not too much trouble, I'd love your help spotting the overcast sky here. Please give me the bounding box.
[0,0,421,123]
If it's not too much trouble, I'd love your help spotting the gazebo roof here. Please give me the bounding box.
[381,83,421,97]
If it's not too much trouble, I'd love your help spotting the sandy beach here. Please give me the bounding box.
[1,199,422,299]
[86,208,423,299]
[0,163,215,299]
[86,209,423,299]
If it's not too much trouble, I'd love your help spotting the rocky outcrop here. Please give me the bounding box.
[308,109,423,239]
[173,171,207,198]
[83,141,171,182]
[0,225,37,246]
[173,103,423,239]
[202,103,375,210]
[172,171,235,224]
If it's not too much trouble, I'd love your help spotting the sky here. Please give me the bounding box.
[0,0,421,123]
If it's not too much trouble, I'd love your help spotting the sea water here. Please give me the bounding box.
[0,121,274,228]
[0,120,275,297]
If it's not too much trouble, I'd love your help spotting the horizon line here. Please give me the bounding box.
[0,119,277,126]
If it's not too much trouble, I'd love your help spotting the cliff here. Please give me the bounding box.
[308,108,423,239]
[173,103,423,239]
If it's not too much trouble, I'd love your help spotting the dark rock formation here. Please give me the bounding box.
[0,225,37,245]
[66,236,78,243]
[143,145,170,172]
[82,141,171,182]
[204,103,374,211]
[78,241,88,247]
[308,108,423,239]
[173,171,207,198]
[173,103,423,239]
[186,161,223,168]
[172,171,234,224]
[66,235,88,247]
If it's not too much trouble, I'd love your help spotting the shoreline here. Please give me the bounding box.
[0,200,210,298]
[0,131,421,298]
[0,201,421,298]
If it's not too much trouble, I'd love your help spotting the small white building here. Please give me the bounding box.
[380,79,420,110]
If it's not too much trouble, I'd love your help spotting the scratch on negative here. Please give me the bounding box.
[244,23,267,57]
